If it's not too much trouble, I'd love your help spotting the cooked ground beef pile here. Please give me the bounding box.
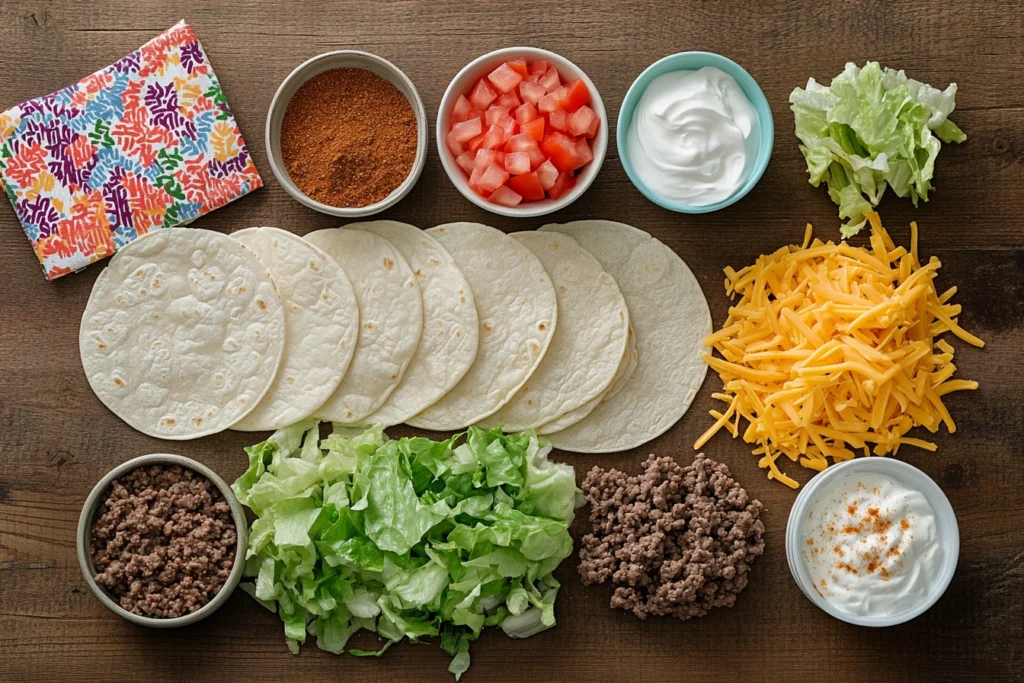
[578,453,765,620]
[90,464,237,618]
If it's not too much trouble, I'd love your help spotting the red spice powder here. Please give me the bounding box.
[281,68,417,208]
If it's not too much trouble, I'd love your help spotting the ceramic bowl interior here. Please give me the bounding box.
[266,50,428,217]
[76,453,249,628]
[616,51,774,214]
[437,46,608,218]
[784,457,960,627]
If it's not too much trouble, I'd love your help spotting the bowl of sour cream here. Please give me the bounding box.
[617,52,773,213]
[785,458,960,627]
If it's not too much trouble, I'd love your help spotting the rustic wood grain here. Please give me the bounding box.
[0,1,1022,681]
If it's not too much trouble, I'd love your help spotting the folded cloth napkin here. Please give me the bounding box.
[0,20,262,280]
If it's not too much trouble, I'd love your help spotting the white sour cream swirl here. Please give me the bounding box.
[627,66,758,205]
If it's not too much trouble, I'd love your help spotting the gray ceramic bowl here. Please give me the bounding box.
[76,453,249,628]
[265,50,428,217]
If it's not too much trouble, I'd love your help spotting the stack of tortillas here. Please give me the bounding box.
[79,220,710,452]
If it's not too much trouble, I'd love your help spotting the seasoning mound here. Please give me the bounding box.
[281,68,417,208]
[89,464,237,618]
[579,453,765,620]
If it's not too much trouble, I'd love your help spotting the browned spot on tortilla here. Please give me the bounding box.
[455,330,462,338]
[140,289,147,295]
[529,342,539,353]
[152,279,160,288]
[207,271,216,280]
[272,239,279,247]
[256,299,267,311]
[310,259,321,272]
[415,269,424,277]
[135,269,144,276]
[430,258,440,265]
[483,322,493,333]
[391,374,397,380]
[193,417,203,426]
[619,310,624,320]
[383,257,395,270]
[162,418,176,426]
[550,241,560,249]
[286,376,295,384]
[558,284,567,293]
[98,343,107,350]
[113,377,124,387]
[538,322,548,331]
[321,291,329,301]
[526,399,533,406]
[365,322,374,330]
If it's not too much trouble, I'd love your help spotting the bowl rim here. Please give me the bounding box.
[615,51,774,214]
[265,49,428,218]
[436,46,607,218]
[76,453,249,628]
[784,457,960,627]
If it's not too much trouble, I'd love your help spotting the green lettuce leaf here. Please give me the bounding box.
[233,423,578,679]
[790,61,965,236]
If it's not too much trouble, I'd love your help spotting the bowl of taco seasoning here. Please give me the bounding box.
[266,50,428,217]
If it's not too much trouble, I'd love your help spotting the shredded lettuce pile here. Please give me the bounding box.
[789,61,966,237]
[232,421,579,679]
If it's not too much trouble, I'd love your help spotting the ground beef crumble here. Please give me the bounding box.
[578,453,765,620]
[89,464,237,618]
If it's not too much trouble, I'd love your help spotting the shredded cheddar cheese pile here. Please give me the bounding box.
[695,213,984,488]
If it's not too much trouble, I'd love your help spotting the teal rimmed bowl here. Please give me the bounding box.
[616,52,774,214]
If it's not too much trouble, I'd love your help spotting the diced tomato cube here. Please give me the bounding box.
[456,152,475,174]
[470,78,498,110]
[452,95,473,123]
[469,165,484,191]
[557,79,591,113]
[498,91,521,108]
[488,63,524,94]
[486,105,509,126]
[585,115,599,138]
[548,172,577,200]
[515,102,538,124]
[446,130,465,156]
[537,93,558,113]
[506,172,546,201]
[573,139,594,168]
[489,185,523,207]
[495,151,506,167]
[477,163,510,192]
[506,58,529,78]
[466,132,487,154]
[481,124,505,150]
[527,146,546,169]
[505,151,531,175]
[540,132,577,173]
[520,80,546,104]
[474,149,497,170]
[498,116,518,142]
[508,133,539,152]
[522,117,545,141]
[468,108,485,124]
[548,109,568,132]
[536,160,559,190]
[539,67,561,93]
[529,60,550,78]
[569,105,597,136]
[451,117,483,143]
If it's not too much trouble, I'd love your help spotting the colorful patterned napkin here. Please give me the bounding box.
[0,20,262,280]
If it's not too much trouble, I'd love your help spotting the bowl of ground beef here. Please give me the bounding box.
[76,454,248,627]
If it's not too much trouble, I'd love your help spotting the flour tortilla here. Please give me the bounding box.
[230,227,359,431]
[486,231,628,431]
[537,323,637,435]
[406,223,557,431]
[79,228,284,439]
[538,221,711,452]
[305,228,422,424]
[349,221,479,427]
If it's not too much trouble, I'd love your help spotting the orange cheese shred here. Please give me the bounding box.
[695,214,983,488]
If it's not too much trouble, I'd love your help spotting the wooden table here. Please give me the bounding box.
[1,1,1021,681]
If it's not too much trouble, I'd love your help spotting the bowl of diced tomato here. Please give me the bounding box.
[438,47,607,217]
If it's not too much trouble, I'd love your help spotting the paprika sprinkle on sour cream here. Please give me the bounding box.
[280,68,417,208]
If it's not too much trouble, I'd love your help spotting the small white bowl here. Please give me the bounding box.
[437,47,608,218]
[785,458,959,627]
[266,50,428,217]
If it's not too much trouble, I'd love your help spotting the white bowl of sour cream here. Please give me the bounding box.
[785,458,960,627]
[617,53,773,213]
